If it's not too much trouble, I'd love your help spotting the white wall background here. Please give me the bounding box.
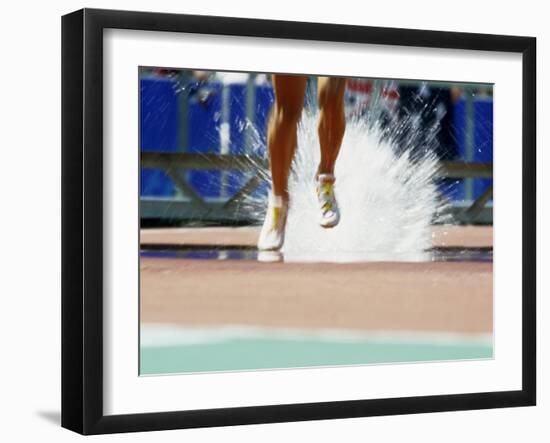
[0,0,545,441]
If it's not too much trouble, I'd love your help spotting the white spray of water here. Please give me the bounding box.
[277,112,442,262]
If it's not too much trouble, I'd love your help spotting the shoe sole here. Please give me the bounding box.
[319,217,340,229]
[257,250,283,263]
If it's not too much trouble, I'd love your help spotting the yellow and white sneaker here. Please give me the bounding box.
[257,194,288,251]
[316,174,340,228]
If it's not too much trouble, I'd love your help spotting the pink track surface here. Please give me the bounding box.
[140,226,493,334]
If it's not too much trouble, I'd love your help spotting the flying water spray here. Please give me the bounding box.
[234,111,447,262]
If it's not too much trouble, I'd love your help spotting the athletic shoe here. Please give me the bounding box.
[257,250,284,263]
[257,194,288,251]
[316,173,340,228]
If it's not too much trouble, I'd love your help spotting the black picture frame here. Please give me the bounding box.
[62,8,536,435]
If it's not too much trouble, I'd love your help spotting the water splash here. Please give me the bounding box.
[289,115,440,261]
[241,112,445,262]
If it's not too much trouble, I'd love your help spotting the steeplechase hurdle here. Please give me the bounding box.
[140,152,493,224]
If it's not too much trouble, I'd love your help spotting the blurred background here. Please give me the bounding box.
[139,68,493,227]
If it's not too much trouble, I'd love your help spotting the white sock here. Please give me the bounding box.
[269,194,284,207]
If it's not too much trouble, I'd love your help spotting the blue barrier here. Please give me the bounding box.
[225,83,274,200]
[140,77,178,197]
[140,78,275,201]
[473,98,493,198]
[225,83,247,198]
[255,84,274,155]
[453,96,494,200]
[140,77,224,199]
[187,81,223,198]
[252,84,274,199]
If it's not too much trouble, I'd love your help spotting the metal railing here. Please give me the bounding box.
[140,152,493,224]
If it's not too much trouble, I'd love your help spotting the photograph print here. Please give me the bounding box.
[139,67,493,375]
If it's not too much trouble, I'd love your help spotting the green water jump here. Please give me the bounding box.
[140,337,493,375]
